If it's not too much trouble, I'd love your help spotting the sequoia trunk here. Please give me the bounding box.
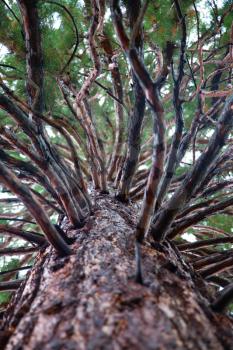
[1,196,233,350]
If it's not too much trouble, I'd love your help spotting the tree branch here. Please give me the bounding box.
[0,161,71,255]
[151,94,233,242]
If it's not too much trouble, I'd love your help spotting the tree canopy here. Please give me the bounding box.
[0,0,233,314]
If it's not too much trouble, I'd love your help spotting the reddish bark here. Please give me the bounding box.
[0,196,233,350]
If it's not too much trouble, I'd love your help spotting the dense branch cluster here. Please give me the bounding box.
[0,0,232,313]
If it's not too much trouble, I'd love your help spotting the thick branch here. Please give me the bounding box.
[200,256,233,278]
[0,225,46,245]
[111,0,166,243]
[168,196,233,239]
[151,94,233,242]
[18,0,44,113]
[211,283,233,312]
[155,0,186,209]
[0,247,38,256]
[178,236,233,252]
[0,161,71,255]
[0,280,24,291]
[116,0,146,200]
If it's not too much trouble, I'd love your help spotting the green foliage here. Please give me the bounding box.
[0,0,232,312]
[208,214,233,235]
[0,258,20,308]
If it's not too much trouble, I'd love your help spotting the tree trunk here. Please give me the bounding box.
[0,195,233,350]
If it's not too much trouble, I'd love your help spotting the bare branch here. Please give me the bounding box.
[151,94,233,242]
[211,283,233,312]
[0,161,71,255]
[0,280,24,292]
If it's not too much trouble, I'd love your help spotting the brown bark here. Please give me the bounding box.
[1,197,233,350]
[115,0,146,199]
[18,0,44,114]
[151,94,233,242]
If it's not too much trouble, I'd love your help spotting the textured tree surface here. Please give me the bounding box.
[1,195,233,350]
[0,1,233,349]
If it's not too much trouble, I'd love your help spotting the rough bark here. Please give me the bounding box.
[151,94,233,242]
[18,0,44,114]
[116,0,146,201]
[0,196,233,350]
